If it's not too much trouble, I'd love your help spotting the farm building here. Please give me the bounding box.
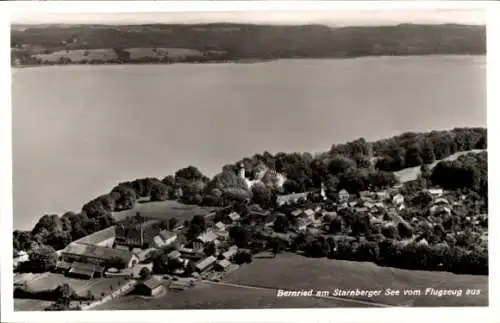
[72,226,115,247]
[61,242,138,269]
[136,277,164,297]
[115,216,162,249]
[215,259,231,272]
[152,230,178,248]
[432,198,450,206]
[67,262,105,279]
[194,255,217,273]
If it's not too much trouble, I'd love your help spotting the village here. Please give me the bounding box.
[13,174,488,311]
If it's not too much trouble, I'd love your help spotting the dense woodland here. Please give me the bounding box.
[13,127,487,275]
[11,23,485,66]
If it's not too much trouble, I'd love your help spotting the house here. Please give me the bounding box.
[115,217,162,249]
[152,230,178,248]
[195,255,217,273]
[429,205,451,217]
[297,218,310,231]
[375,192,389,200]
[222,246,238,260]
[195,231,218,245]
[291,209,303,217]
[13,251,29,268]
[214,221,226,231]
[61,242,138,268]
[392,194,405,206]
[303,209,315,219]
[338,189,350,203]
[428,188,444,197]
[215,259,232,272]
[227,212,241,223]
[276,192,309,206]
[134,248,156,263]
[432,198,450,206]
[167,250,181,260]
[136,277,164,296]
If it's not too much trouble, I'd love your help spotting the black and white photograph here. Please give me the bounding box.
[1,1,498,322]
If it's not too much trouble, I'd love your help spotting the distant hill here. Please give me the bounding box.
[11,23,486,66]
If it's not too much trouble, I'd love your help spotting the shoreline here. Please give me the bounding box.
[11,53,485,69]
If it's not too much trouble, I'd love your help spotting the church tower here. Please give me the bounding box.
[238,163,246,179]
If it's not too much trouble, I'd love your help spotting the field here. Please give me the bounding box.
[222,253,488,307]
[92,281,368,310]
[14,299,53,311]
[20,272,129,298]
[34,49,117,63]
[127,47,204,60]
[112,200,219,222]
[393,149,485,183]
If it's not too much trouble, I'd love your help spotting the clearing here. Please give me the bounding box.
[14,299,53,311]
[112,200,219,222]
[223,253,488,307]
[393,149,485,183]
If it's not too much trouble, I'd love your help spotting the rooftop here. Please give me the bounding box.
[195,255,217,271]
[62,242,133,263]
[141,277,163,290]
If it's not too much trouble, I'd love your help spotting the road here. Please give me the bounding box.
[202,280,396,308]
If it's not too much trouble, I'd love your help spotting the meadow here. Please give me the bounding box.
[112,200,219,222]
[393,149,485,183]
[92,281,369,310]
[223,253,488,307]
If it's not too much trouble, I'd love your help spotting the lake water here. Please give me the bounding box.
[12,56,486,230]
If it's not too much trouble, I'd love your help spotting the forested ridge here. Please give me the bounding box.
[13,127,487,267]
[11,23,485,66]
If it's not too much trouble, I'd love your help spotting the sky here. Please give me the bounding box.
[11,9,485,26]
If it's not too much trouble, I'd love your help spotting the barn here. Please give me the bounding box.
[136,277,164,297]
[61,243,138,271]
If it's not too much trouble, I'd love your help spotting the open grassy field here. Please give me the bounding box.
[92,281,369,310]
[223,253,488,307]
[112,200,219,222]
[34,49,117,63]
[14,299,53,311]
[22,273,129,298]
[393,149,485,183]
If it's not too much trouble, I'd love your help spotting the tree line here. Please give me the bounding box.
[11,23,485,67]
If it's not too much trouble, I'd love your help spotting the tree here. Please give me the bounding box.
[168,218,178,230]
[139,267,152,280]
[397,222,414,239]
[328,217,343,234]
[273,214,289,233]
[28,245,58,273]
[251,183,274,209]
[150,183,169,201]
[204,241,217,256]
[229,225,250,248]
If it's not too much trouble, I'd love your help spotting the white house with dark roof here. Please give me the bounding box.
[338,189,350,203]
[215,259,232,272]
